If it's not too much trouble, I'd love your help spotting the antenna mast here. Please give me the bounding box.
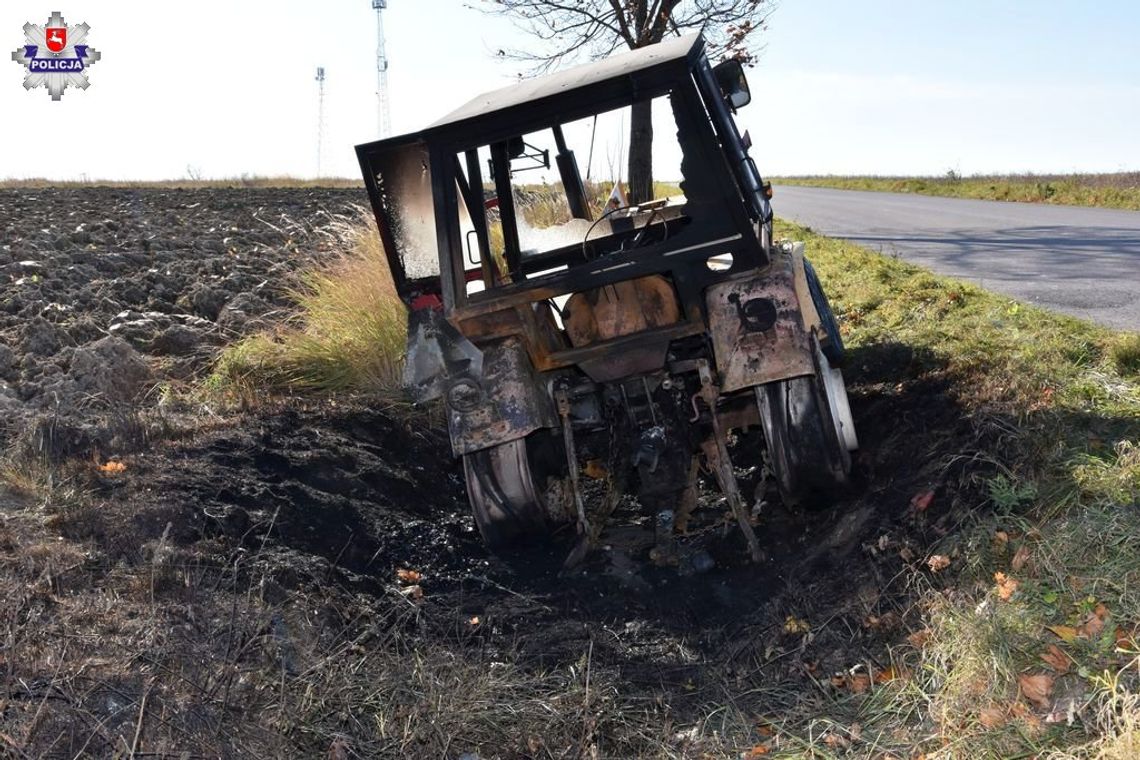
[372,0,392,137]
[315,66,326,177]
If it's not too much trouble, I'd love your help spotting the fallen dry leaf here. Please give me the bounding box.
[1011,545,1032,572]
[98,460,127,474]
[783,615,810,634]
[743,745,770,758]
[848,673,872,694]
[993,530,1010,546]
[978,706,1007,728]
[1020,710,1046,736]
[910,490,935,512]
[399,584,423,600]
[1040,644,1069,674]
[1079,617,1105,639]
[865,611,901,631]
[1010,699,1047,734]
[994,572,1019,601]
[583,459,608,480]
[907,628,932,649]
[396,568,423,584]
[1115,626,1138,652]
[1079,603,1109,639]
[874,666,899,684]
[926,554,951,573]
[1018,672,1055,709]
[822,733,851,750]
[327,737,350,760]
[829,675,846,689]
[1047,624,1080,643]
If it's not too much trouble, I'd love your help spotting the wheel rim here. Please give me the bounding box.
[815,340,859,452]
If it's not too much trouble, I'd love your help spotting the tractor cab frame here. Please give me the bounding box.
[357,34,858,563]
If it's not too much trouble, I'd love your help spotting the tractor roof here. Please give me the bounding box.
[429,33,703,130]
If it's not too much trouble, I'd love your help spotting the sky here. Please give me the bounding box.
[1,0,1138,181]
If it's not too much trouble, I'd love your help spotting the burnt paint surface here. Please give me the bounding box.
[447,336,557,457]
[706,251,814,393]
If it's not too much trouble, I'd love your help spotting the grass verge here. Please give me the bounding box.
[782,217,1140,757]
[775,172,1140,211]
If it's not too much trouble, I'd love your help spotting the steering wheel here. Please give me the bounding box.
[581,203,669,260]
[581,204,631,261]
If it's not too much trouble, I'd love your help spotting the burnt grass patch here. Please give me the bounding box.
[0,336,998,757]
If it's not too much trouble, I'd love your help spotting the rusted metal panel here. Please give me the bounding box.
[535,321,703,373]
[455,307,527,343]
[706,251,814,393]
[564,275,681,347]
[447,336,557,457]
[578,341,672,383]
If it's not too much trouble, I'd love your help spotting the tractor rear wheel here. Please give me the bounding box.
[756,334,857,507]
[462,437,553,551]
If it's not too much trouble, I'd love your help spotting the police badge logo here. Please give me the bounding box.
[11,11,101,101]
[45,26,66,53]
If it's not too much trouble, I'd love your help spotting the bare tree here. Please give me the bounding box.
[479,1,773,203]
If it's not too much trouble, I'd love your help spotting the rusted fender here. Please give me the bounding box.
[446,336,558,457]
[705,245,821,393]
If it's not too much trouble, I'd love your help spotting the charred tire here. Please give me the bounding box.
[804,258,845,367]
[755,335,853,508]
[462,436,553,551]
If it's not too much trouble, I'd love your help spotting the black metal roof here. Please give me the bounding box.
[428,34,703,129]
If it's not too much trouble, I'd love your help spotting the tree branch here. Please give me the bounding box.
[474,0,773,69]
[607,0,636,47]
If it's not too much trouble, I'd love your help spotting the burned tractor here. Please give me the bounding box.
[356,34,858,564]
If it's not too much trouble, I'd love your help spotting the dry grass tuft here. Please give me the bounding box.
[1110,333,1140,377]
[1047,662,1140,760]
[211,211,407,402]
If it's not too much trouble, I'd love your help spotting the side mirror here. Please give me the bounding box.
[713,59,751,109]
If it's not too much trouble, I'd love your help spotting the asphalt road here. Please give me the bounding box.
[773,186,1140,332]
